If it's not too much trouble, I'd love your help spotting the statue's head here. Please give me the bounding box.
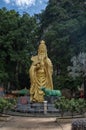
[38,40,47,57]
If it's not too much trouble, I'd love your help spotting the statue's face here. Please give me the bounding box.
[38,42,47,56]
[38,47,46,55]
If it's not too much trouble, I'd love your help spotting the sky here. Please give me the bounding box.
[0,0,49,15]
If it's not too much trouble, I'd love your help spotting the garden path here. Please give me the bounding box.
[0,116,71,130]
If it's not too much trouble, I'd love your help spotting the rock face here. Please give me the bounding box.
[72,119,86,130]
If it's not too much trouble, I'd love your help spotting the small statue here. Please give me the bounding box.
[29,40,53,102]
[40,86,61,97]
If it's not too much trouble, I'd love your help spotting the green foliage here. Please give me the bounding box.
[68,52,86,79]
[53,75,65,89]
[55,97,86,117]
[76,98,86,114]
[1,0,86,90]
[37,0,86,83]
[55,96,69,117]
[68,98,86,116]
[68,98,78,116]
[53,75,82,95]
[0,8,39,88]
[0,98,16,113]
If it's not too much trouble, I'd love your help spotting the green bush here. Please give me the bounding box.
[76,98,86,114]
[0,98,16,113]
[55,96,69,117]
[55,97,86,117]
[68,98,78,117]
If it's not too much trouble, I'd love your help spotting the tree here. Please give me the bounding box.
[0,8,39,89]
[36,0,86,88]
[55,96,69,117]
[67,52,86,98]
[68,52,86,78]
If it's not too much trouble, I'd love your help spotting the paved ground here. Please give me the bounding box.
[0,116,71,130]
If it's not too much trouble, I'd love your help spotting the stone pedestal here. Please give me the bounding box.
[43,101,47,114]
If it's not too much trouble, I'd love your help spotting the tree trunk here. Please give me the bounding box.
[84,77,86,99]
[15,62,19,88]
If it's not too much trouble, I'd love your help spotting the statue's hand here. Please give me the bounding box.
[33,61,40,66]
[36,63,41,68]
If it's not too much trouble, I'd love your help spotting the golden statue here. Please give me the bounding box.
[29,40,53,102]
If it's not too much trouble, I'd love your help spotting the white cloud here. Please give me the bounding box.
[3,0,49,10]
[4,0,10,4]
[15,0,36,7]
[4,0,37,7]
[39,0,42,4]
[3,0,49,7]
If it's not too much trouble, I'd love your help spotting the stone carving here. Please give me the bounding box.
[40,86,61,97]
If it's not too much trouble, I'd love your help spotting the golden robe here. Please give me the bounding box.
[29,40,53,102]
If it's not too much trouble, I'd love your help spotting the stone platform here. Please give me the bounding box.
[12,96,59,114]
